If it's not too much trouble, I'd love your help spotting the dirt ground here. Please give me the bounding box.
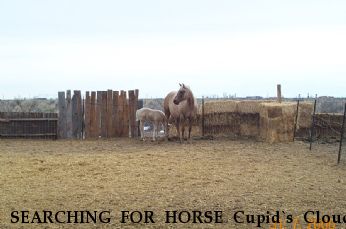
[0,138,346,229]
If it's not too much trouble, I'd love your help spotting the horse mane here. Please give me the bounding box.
[181,84,195,107]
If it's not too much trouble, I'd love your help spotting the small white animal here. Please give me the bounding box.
[136,108,167,141]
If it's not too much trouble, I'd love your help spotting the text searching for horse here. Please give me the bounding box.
[136,108,167,141]
[163,83,198,143]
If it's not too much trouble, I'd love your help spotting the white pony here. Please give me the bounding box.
[136,108,167,141]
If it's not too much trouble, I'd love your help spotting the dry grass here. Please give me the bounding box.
[0,138,346,228]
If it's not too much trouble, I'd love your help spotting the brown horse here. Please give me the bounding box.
[164,83,198,142]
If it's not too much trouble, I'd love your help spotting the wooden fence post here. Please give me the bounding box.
[107,89,113,138]
[202,96,205,137]
[134,89,139,137]
[90,91,97,138]
[293,98,300,141]
[66,90,73,138]
[58,91,66,139]
[309,98,317,150]
[277,84,282,103]
[113,91,120,137]
[85,91,91,138]
[121,91,129,137]
[96,91,102,138]
[72,90,82,139]
[128,90,135,138]
[101,91,107,138]
[338,103,346,164]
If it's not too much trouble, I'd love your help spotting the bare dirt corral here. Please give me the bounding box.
[0,138,346,229]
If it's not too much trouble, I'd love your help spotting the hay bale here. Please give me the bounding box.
[237,100,263,114]
[259,102,296,143]
[202,99,275,115]
[240,123,259,137]
[239,113,260,138]
[297,102,313,129]
[203,100,238,114]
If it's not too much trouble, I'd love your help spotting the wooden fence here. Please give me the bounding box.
[58,89,139,139]
[0,112,58,139]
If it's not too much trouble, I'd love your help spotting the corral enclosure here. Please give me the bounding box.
[1,95,346,228]
[1,95,346,147]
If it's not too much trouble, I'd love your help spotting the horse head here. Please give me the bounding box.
[173,83,190,105]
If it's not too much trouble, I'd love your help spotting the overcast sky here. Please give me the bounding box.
[0,0,345,99]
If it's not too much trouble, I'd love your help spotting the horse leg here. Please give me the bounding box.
[175,119,182,143]
[152,122,157,141]
[164,112,170,140]
[140,120,145,141]
[188,118,192,143]
[182,123,185,141]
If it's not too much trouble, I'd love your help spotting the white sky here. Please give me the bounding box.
[0,0,345,99]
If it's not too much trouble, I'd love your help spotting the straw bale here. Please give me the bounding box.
[203,100,238,114]
[259,102,296,143]
[237,100,262,114]
[297,102,313,129]
[240,123,259,137]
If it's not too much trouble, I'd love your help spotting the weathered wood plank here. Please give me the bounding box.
[72,90,82,139]
[101,91,107,138]
[113,91,120,137]
[117,91,124,137]
[66,90,73,138]
[128,90,135,138]
[90,91,97,138]
[122,91,129,137]
[134,89,139,137]
[58,91,66,139]
[107,89,113,137]
[96,91,102,138]
[85,91,91,138]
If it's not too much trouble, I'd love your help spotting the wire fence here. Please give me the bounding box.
[0,112,58,139]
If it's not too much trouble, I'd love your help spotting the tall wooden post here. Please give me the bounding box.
[134,89,139,137]
[58,91,66,139]
[107,90,113,138]
[96,91,102,138]
[118,91,124,137]
[72,90,82,139]
[293,98,300,141]
[277,84,282,103]
[90,91,97,138]
[202,96,205,137]
[128,90,135,138]
[85,92,91,138]
[101,91,107,138]
[122,91,129,137]
[66,90,73,138]
[113,91,120,137]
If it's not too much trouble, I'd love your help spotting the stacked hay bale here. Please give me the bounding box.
[295,102,314,138]
[202,100,238,136]
[168,99,311,143]
[202,100,265,138]
[237,100,262,137]
[259,102,296,143]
